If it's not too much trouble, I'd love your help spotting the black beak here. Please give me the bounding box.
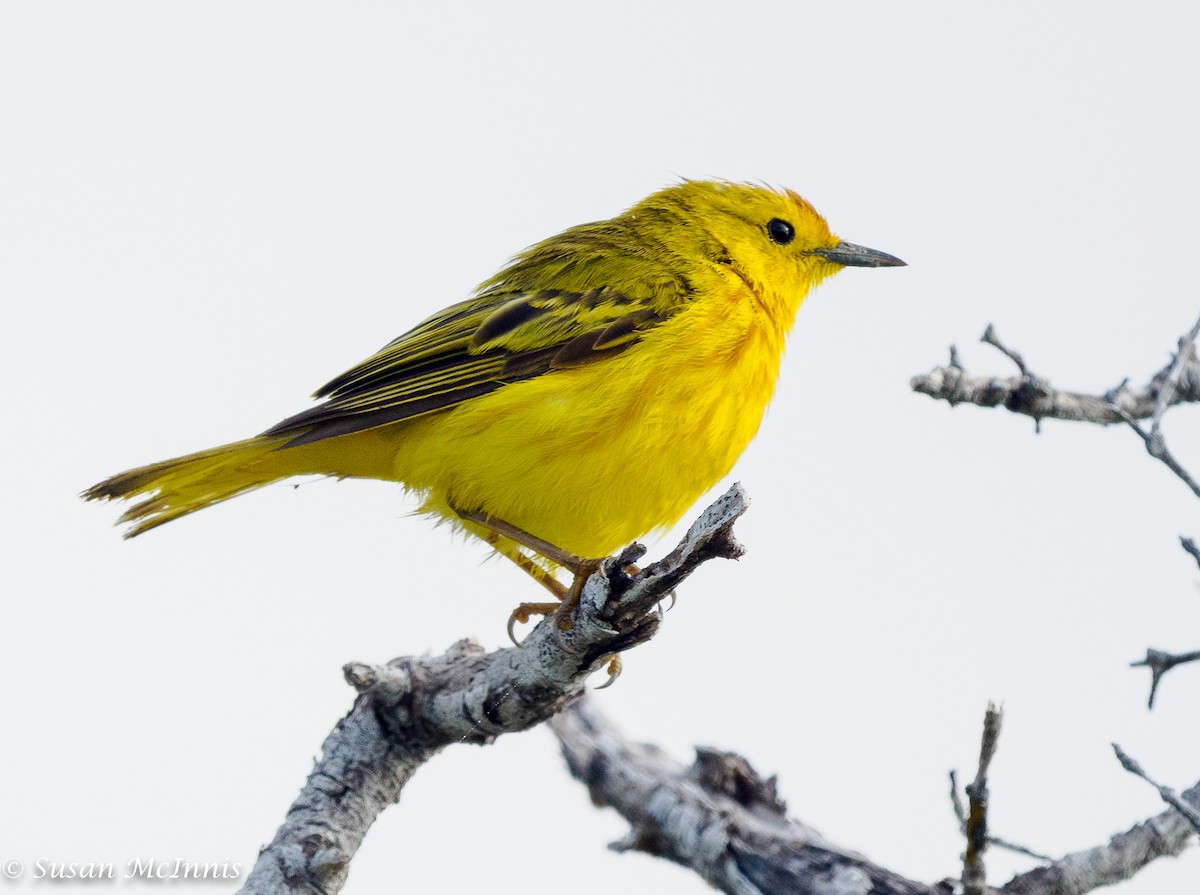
[809,241,906,268]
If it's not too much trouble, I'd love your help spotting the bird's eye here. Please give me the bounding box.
[766,218,795,245]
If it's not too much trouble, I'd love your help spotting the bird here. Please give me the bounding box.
[85,180,904,616]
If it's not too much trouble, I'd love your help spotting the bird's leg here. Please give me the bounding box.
[457,512,634,684]
[456,506,608,637]
[456,508,600,576]
[555,560,602,630]
[481,532,568,600]
[478,532,568,645]
[491,532,601,637]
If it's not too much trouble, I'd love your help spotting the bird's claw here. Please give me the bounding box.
[594,654,623,689]
[506,601,562,646]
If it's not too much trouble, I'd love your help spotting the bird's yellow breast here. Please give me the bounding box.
[392,277,793,557]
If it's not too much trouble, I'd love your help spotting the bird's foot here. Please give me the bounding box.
[595,654,622,689]
[507,601,563,646]
[555,558,604,631]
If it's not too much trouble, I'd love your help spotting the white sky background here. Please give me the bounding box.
[3,2,1199,893]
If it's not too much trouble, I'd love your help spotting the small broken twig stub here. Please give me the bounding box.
[1130,647,1200,709]
[235,484,749,895]
[962,704,1003,895]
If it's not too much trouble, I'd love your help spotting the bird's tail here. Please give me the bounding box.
[83,435,309,537]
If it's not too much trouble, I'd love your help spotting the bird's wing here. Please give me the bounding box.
[265,287,670,446]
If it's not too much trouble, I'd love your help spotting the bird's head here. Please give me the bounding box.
[629,180,904,312]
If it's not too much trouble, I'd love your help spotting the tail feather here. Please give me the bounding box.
[84,435,299,537]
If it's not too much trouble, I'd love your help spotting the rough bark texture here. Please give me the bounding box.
[963,706,1003,895]
[552,697,1199,895]
[910,324,1200,425]
[235,484,749,895]
[1000,782,1200,895]
[552,696,947,895]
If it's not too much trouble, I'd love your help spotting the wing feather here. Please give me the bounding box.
[264,217,695,446]
[265,288,671,446]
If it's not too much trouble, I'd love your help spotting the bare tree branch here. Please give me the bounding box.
[980,324,1031,376]
[999,774,1200,895]
[1180,536,1200,572]
[1130,647,1200,709]
[1109,403,1200,499]
[911,320,1200,427]
[1106,317,1200,495]
[554,696,1200,895]
[950,771,1052,863]
[1153,316,1200,430]
[917,317,1200,720]
[1127,535,1200,709]
[551,695,945,895]
[1112,744,1200,835]
[963,705,1003,895]
[235,484,749,895]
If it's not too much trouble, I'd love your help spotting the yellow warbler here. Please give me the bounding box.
[86,180,903,591]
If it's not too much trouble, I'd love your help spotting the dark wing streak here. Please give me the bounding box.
[314,297,496,398]
[267,288,670,448]
[278,381,506,446]
[265,355,508,435]
[326,361,499,412]
[470,293,556,349]
[320,351,494,406]
[316,319,489,395]
[550,309,663,369]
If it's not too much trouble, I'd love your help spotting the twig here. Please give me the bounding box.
[1110,317,1200,497]
[1001,778,1200,895]
[1131,647,1200,709]
[1110,404,1200,499]
[551,695,940,895]
[1181,536,1200,572]
[1112,744,1200,835]
[235,484,749,895]
[556,695,1197,895]
[911,321,1200,426]
[981,324,1030,376]
[1152,315,1200,433]
[950,770,1052,862]
[963,704,1003,895]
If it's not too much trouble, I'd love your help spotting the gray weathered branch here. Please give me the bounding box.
[1128,537,1200,707]
[551,694,944,895]
[950,770,1053,863]
[963,705,1003,895]
[1107,318,1200,496]
[1000,779,1200,895]
[911,321,1200,426]
[553,697,1200,895]
[235,484,749,895]
[1130,647,1200,709]
[1112,744,1200,836]
[1181,536,1200,571]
